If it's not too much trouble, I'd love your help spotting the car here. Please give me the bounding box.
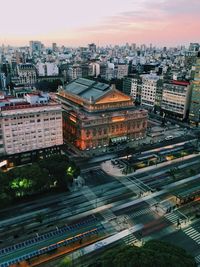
[165,135,173,140]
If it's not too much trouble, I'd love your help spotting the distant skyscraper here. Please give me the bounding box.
[29,41,43,55]
[189,53,200,126]
[125,42,129,49]
[52,42,57,52]
[88,43,96,53]
[141,44,146,51]
[131,43,136,51]
[189,43,200,52]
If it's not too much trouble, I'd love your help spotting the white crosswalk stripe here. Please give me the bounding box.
[127,208,152,218]
[184,227,200,244]
[165,213,180,224]
[82,186,117,222]
[100,209,117,221]
[195,255,200,264]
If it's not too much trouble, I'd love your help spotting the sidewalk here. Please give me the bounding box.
[101,153,200,178]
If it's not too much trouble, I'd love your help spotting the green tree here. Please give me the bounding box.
[58,256,72,267]
[10,177,33,197]
[8,163,50,195]
[38,155,80,189]
[36,79,63,92]
[90,240,196,267]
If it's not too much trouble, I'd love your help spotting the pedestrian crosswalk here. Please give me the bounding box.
[145,198,158,206]
[183,227,200,245]
[195,255,200,265]
[82,186,118,222]
[165,212,180,224]
[82,186,104,207]
[115,176,140,193]
[127,208,152,219]
[123,234,138,245]
[101,209,117,222]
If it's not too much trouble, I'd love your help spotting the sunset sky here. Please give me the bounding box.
[1,0,200,46]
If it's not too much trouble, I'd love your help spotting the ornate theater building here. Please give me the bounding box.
[56,78,148,150]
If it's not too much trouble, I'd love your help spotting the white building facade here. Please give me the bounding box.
[141,74,160,109]
[161,81,191,120]
[0,98,63,155]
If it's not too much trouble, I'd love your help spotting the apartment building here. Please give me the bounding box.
[123,75,141,104]
[161,80,191,120]
[12,63,37,85]
[189,54,200,125]
[0,93,63,165]
[141,74,160,110]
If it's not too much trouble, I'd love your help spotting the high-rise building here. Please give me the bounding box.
[88,43,96,53]
[29,41,43,55]
[67,64,82,81]
[0,73,6,90]
[161,80,191,120]
[123,75,141,104]
[115,64,129,79]
[141,74,160,110]
[17,63,37,85]
[0,93,63,163]
[13,63,37,85]
[131,43,136,51]
[189,54,200,126]
[52,42,57,52]
[36,62,59,76]
[189,43,200,52]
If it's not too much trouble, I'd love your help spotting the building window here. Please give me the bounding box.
[86,130,90,137]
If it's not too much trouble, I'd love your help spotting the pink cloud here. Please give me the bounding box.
[0,0,199,46]
[76,0,200,46]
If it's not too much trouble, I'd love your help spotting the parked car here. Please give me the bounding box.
[165,135,173,140]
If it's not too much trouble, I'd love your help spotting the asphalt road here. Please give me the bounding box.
[1,148,200,265]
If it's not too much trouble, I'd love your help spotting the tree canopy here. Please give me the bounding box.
[0,155,80,209]
[89,240,196,267]
[35,79,63,92]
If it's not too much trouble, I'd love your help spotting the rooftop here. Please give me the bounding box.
[171,80,190,86]
[1,100,59,111]
[63,78,110,101]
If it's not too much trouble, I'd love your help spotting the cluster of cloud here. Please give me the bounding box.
[0,0,199,46]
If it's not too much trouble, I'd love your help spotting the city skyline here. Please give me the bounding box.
[1,0,200,46]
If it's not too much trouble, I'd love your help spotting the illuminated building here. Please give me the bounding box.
[56,78,148,151]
